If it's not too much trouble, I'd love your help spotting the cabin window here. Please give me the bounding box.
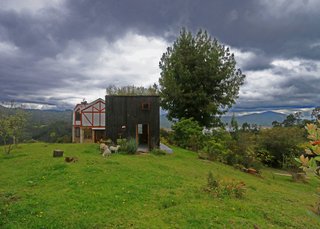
[138,124,143,134]
[75,110,81,121]
[141,102,150,110]
[75,127,80,137]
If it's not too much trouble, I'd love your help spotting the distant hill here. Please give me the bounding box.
[1,105,172,129]
[1,105,286,133]
[222,111,287,127]
[0,105,72,125]
[159,111,287,128]
[0,106,73,143]
[160,114,173,129]
[1,106,172,142]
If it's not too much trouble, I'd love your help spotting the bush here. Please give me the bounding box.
[117,138,127,151]
[199,139,230,162]
[160,128,174,145]
[125,138,137,154]
[116,138,137,154]
[172,118,204,151]
[150,148,167,156]
[258,127,305,168]
[255,148,274,165]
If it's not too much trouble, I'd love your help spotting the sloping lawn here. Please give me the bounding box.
[1,143,320,228]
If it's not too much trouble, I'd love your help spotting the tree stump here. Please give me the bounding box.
[53,150,64,157]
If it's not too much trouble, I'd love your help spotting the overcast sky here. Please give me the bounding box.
[0,0,319,115]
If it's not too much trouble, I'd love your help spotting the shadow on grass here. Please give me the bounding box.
[0,153,28,160]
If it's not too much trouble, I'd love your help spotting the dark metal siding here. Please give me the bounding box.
[105,96,160,149]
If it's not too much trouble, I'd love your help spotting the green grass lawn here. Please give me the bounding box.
[1,143,320,228]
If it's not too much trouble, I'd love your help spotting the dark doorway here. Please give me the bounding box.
[137,124,149,146]
[94,130,106,142]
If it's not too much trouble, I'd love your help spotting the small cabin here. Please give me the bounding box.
[105,95,160,150]
[72,98,105,143]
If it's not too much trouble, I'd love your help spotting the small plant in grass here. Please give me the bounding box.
[150,148,167,156]
[207,171,219,190]
[204,172,246,199]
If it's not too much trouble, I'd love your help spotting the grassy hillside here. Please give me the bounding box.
[1,143,320,228]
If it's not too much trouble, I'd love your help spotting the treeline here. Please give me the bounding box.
[161,112,314,172]
[0,106,72,145]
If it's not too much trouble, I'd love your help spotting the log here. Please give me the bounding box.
[65,157,78,163]
[273,173,292,177]
[53,150,64,157]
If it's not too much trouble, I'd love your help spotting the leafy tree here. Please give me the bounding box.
[282,112,302,127]
[230,114,239,131]
[312,107,320,120]
[241,122,251,132]
[0,109,27,154]
[272,120,281,127]
[159,28,245,127]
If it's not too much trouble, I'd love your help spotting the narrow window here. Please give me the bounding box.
[141,102,150,110]
[75,110,81,121]
[138,124,143,134]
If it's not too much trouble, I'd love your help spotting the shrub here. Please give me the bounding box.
[116,138,137,154]
[172,118,204,151]
[160,128,174,145]
[199,139,230,162]
[150,148,167,156]
[125,138,137,154]
[220,133,262,171]
[255,148,274,165]
[198,129,264,172]
[258,127,305,168]
[117,138,127,152]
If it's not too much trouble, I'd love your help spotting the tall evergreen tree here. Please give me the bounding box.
[159,28,245,127]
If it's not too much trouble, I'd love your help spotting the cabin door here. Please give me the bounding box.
[136,124,149,147]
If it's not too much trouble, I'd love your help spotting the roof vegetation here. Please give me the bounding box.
[106,84,159,96]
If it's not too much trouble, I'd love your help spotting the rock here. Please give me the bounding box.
[53,150,64,157]
[247,168,257,174]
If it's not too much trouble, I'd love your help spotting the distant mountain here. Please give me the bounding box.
[160,114,173,129]
[222,111,287,127]
[0,106,73,143]
[159,111,287,129]
[1,105,286,133]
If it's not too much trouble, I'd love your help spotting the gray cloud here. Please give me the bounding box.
[0,0,319,111]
